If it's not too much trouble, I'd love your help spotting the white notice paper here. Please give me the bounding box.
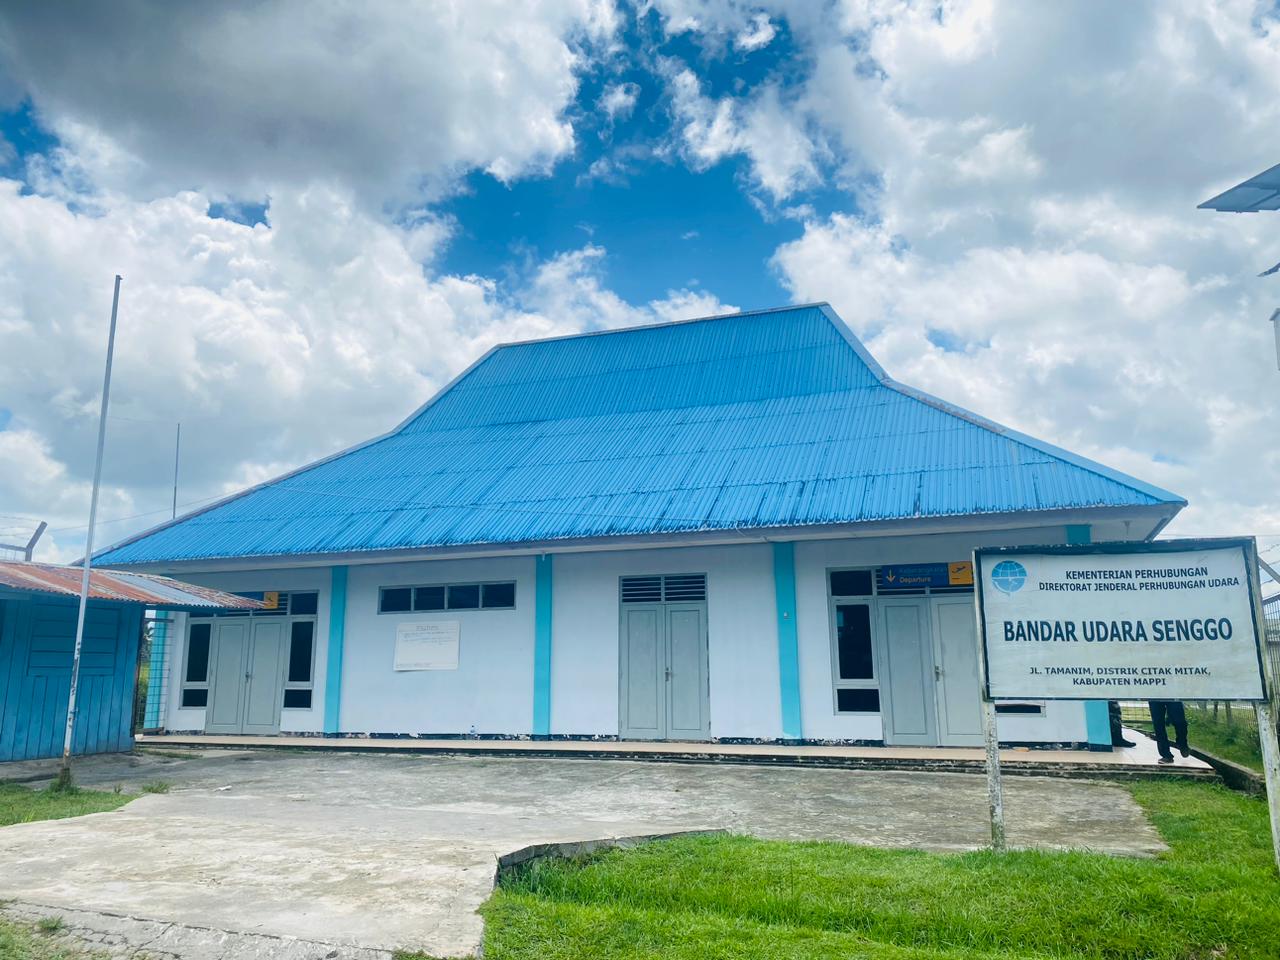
[394,621,460,671]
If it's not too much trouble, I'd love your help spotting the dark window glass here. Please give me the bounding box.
[290,592,318,616]
[995,702,1043,715]
[448,584,480,609]
[288,621,314,683]
[181,688,208,708]
[482,582,516,608]
[836,688,880,713]
[836,605,874,680]
[283,689,312,709]
[830,570,873,596]
[185,623,210,683]
[380,587,412,613]
[414,586,446,611]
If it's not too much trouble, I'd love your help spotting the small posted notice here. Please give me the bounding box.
[394,621,460,671]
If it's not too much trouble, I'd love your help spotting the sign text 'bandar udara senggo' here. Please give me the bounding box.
[977,543,1265,701]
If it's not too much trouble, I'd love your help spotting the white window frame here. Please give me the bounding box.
[180,619,212,709]
[282,615,318,711]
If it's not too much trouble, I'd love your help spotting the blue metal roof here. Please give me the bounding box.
[1199,161,1280,212]
[95,304,1184,565]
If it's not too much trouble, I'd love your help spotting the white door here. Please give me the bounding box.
[931,597,983,746]
[878,598,937,746]
[205,619,284,735]
[618,597,709,741]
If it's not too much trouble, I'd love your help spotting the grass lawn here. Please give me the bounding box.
[450,781,1279,960]
[0,918,93,960]
[0,782,132,828]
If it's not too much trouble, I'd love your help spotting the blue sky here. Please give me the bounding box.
[0,1,1278,565]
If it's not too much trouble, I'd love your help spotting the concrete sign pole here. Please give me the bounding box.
[59,275,121,782]
[972,552,1006,852]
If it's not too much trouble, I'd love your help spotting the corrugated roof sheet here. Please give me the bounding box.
[95,304,1184,565]
[1199,161,1280,212]
[0,561,265,609]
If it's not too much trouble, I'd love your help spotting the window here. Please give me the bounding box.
[283,620,315,710]
[181,622,211,708]
[995,702,1045,716]
[830,569,873,597]
[378,581,516,613]
[203,590,320,618]
[831,602,879,713]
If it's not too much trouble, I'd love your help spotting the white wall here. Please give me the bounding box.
[551,543,781,739]
[165,568,333,733]
[341,556,536,735]
[794,526,1090,744]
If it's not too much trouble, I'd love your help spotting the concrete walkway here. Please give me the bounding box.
[132,728,1215,778]
[0,748,1170,958]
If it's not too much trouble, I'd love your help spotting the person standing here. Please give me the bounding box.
[1148,699,1190,764]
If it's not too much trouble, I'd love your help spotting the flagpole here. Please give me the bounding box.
[57,275,122,787]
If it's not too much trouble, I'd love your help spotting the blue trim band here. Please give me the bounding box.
[323,566,348,734]
[532,554,553,736]
[772,541,803,740]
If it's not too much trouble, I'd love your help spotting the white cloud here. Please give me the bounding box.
[734,13,777,51]
[666,66,819,202]
[599,81,642,122]
[0,1,619,206]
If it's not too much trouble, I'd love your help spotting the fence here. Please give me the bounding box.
[1265,591,1280,719]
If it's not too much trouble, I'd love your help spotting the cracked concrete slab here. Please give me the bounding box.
[0,749,1166,957]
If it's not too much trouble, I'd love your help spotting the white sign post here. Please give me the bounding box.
[973,538,1277,868]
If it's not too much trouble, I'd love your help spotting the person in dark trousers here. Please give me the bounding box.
[1108,700,1136,748]
[1148,699,1190,763]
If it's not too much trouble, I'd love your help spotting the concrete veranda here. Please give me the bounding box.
[0,747,1181,958]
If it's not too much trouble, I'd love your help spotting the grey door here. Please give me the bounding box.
[931,597,983,746]
[619,601,709,740]
[878,598,937,746]
[205,621,248,734]
[205,619,284,735]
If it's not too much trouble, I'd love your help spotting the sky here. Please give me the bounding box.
[0,0,1277,578]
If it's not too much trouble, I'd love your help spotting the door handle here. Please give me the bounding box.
[665,667,672,682]
[934,666,943,681]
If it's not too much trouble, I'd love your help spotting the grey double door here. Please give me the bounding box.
[878,596,982,747]
[206,619,285,735]
[619,603,709,740]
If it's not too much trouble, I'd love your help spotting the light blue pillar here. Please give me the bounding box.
[323,566,348,735]
[1067,524,1111,749]
[532,554,553,737]
[772,542,803,741]
[143,611,170,730]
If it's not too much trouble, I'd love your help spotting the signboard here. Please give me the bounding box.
[976,539,1266,701]
[880,561,973,589]
[393,621,460,671]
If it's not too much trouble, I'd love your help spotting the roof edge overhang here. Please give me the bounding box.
[101,503,1181,575]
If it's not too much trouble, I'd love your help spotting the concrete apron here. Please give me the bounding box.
[0,750,1169,958]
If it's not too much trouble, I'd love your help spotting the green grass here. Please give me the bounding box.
[139,781,170,795]
[0,782,132,828]
[0,916,95,960]
[440,781,1279,960]
[1123,702,1264,772]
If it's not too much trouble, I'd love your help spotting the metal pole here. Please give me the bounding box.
[58,275,121,782]
[172,422,181,519]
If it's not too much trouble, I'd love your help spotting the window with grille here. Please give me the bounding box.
[378,581,516,614]
[620,574,706,603]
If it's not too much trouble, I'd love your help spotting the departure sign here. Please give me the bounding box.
[975,539,1267,701]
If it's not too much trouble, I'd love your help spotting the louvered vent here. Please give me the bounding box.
[662,574,706,601]
[621,576,663,603]
[620,574,706,603]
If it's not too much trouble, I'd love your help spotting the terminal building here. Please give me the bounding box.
[95,304,1185,748]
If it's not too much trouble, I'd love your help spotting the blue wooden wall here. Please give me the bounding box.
[0,590,142,762]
